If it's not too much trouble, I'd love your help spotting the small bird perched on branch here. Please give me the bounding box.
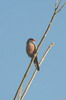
[26,38,39,71]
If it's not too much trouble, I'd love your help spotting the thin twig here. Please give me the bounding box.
[55,0,62,11]
[55,0,58,9]
[39,43,54,65]
[56,2,66,13]
[20,43,54,100]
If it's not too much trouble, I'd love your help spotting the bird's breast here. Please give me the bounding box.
[27,42,35,54]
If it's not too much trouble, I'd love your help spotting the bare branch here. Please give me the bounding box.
[54,0,66,14]
[56,2,66,13]
[13,0,66,100]
[55,0,59,9]
[55,0,62,11]
[39,43,54,65]
[20,43,54,100]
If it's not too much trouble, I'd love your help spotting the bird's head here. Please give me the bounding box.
[27,38,36,44]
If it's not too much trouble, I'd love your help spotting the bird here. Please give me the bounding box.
[26,38,39,71]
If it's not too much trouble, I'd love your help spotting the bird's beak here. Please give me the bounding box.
[33,39,36,42]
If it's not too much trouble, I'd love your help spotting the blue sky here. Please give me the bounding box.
[0,0,66,100]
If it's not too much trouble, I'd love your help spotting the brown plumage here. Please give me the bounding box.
[26,38,39,71]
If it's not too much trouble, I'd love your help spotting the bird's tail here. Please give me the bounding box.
[34,56,40,71]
